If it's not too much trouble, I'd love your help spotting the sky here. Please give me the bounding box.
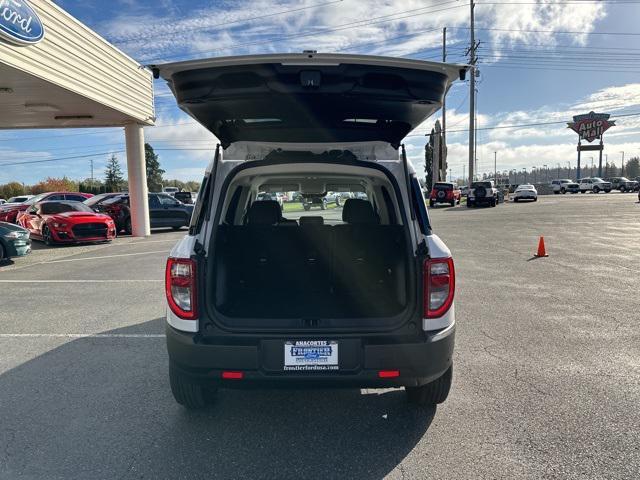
[2,0,640,184]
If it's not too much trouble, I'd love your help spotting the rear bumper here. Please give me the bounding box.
[166,324,455,388]
[468,196,493,204]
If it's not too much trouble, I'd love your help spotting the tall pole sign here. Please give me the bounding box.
[567,112,615,179]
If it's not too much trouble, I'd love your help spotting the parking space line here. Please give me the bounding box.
[0,279,162,283]
[0,334,165,338]
[43,250,168,264]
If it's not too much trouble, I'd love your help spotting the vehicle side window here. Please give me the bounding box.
[47,194,65,201]
[158,194,179,206]
[148,195,161,208]
[64,194,86,202]
[410,177,430,235]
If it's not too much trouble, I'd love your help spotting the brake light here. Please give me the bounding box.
[222,371,244,379]
[424,257,455,318]
[378,370,400,378]
[165,257,197,319]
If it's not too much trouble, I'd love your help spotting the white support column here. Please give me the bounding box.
[125,123,150,237]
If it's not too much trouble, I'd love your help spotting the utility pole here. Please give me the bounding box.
[442,27,446,151]
[620,151,625,175]
[439,27,447,188]
[494,151,497,185]
[557,163,560,179]
[90,159,94,184]
[463,164,466,184]
[468,0,476,188]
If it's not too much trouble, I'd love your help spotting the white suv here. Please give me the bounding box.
[551,179,579,194]
[154,53,464,410]
[578,177,612,193]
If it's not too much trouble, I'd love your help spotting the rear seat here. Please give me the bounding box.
[215,199,405,317]
[333,199,404,305]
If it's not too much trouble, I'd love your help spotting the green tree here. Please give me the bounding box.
[424,129,434,189]
[79,178,105,195]
[145,143,165,192]
[625,157,639,179]
[0,181,25,199]
[104,154,125,192]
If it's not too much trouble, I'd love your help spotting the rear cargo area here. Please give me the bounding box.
[205,155,415,322]
[213,220,408,319]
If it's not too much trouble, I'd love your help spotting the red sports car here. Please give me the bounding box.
[18,200,116,245]
[0,192,92,224]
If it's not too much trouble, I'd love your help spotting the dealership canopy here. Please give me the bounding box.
[0,0,155,236]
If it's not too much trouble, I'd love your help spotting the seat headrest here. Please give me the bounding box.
[342,199,379,224]
[247,201,281,225]
[300,216,324,226]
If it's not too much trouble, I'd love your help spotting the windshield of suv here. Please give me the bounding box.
[472,182,492,188]
[434,183,453,190]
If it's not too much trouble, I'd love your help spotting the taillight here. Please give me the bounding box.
[165,257,197,320]
[424,257,455,318]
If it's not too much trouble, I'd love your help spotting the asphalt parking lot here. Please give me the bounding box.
[1,194,639,480]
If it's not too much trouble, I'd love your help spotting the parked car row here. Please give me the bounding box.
[0,192,195,252]
[551,177,639,194]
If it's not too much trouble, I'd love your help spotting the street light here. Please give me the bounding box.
[532,166,537,184]
[557,163,561,179]
[620,151,625,175]
[543,164,548,182]
[567,161,571,179]
[589,156,594,177]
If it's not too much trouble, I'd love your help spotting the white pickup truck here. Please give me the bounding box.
[578,177,612,193]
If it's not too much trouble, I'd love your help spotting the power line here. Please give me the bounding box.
[114,0,346,43]
[144,1,468,63]
[452,26,640,36]
[409,111,640,136]
[1,148,215,167]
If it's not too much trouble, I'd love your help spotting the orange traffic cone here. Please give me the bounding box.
[535,236,548,257]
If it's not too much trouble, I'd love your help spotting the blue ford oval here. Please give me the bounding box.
[0,0,45,45]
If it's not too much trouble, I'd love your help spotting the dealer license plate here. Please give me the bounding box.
[283,341,339,371]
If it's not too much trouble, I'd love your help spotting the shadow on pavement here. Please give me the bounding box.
[0,319,435,480]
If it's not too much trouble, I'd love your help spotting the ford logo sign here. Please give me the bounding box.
[0,0,45,45]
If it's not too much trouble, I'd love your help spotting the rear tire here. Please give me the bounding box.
[124,217,132,235]
[406,366,452,406]
[0,242,5,260]
[593,186,600,194]
[620,186,626,193]
[169,364,212,410]
[303,204,311,211]
[450,200,455,207]
[514,197,519,202]
[560,188,566,194]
